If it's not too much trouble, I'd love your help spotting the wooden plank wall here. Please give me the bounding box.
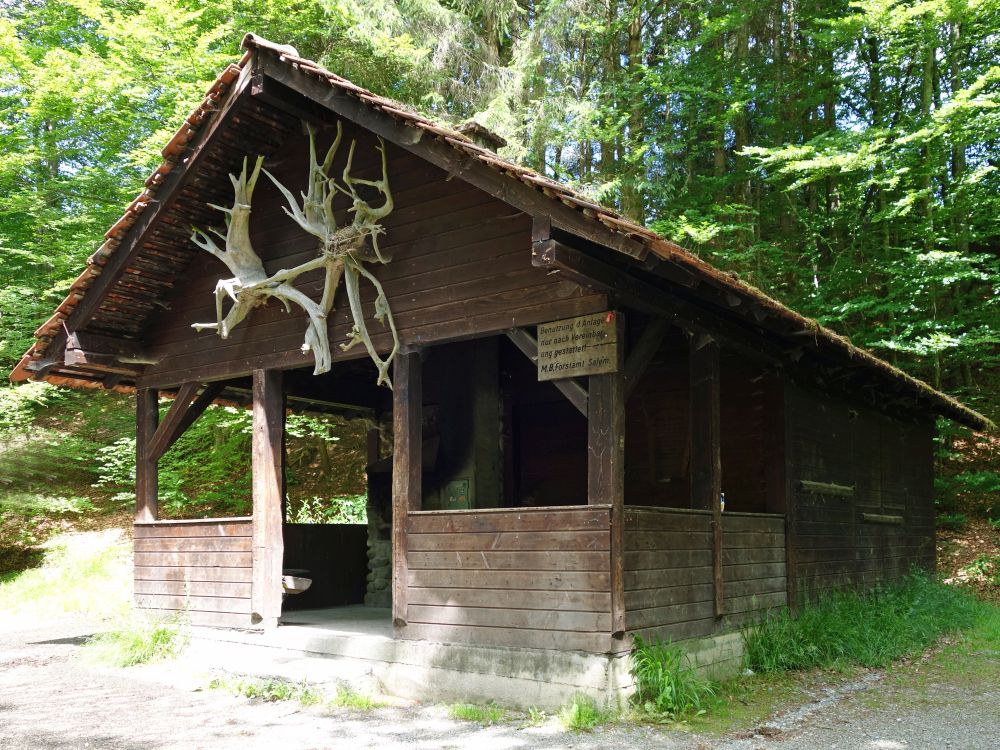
[138,123,606,389]
[401,506,620,653]
[623,507,787,642]
[785,385,936,600]
[134,518,253,627]
[281,523,368,611]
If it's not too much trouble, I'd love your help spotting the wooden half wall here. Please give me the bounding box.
[400,506,621,653]
[134,518,253,628]
[623,507,787,642]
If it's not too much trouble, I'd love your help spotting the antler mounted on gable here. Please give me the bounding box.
[190,122,399,386]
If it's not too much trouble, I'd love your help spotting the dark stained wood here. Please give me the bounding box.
[588,366,625,637]
[623,317,669,400]
[134,579,252,598]
[134,536,251,553]
[134,565,252,583]
[135,388,158,522]
[393,351,422,627]
[251,368,284,628]
[147,381,200,461]
[253,59,649,261]
[134,519,252,538]
[400,506,615,652]
[690,335,723,616]
[505,327,588,415]
[408,586,610,612]
[282,523,368,610]
[135,551,252,568]
[407,506,611,534]
[408,530,609,552]
[135,593,252,614]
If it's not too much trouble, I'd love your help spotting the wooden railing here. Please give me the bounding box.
[134,517,253,628]
[401,506,619,653]
[622,507,786,642]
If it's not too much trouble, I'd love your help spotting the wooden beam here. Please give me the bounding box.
[251,369,285,629]
[623,316,669,400]
[148,382,225,462]
[392,351,422,628]
[251,58,649,261]
[689,334,723,617]
[505,328,588,416]
[135,389,159,523]
[588,370,625,637]
[146,382,200,462]
[532,239,781,367]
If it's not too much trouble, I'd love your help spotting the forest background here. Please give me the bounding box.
[0,0,997,533]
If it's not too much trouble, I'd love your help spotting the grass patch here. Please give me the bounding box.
[209,675,323,705]
[630,636,716,721]
[0,530,131,619]
[449,702,506,725]
[330,686,385,710]
[937,512,970,532]
[87,613,187,667]
[558,695,613,731]
[743,573,985,673]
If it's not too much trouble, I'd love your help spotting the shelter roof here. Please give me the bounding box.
[9,34,991,431]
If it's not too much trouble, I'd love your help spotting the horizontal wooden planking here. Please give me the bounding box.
[133,551,251,568]
[624,531,712,551]
[406,507,610,534]
[722,547,786,565]
[407,550,609,572]
[722,563,787,583]
[407,605,612,633]
[623,509,711,532]
[134,593,252,614]
[408,586,611,613]
[133,579,251,598]
[624,549,713,571]
[626,600,716,631]
[134,536,251,553]
[398,622,622,654]
[136,607,252,629]
[134,565,252,583]
[407,530,610,552]
[134,520,251,538]
[625,583,714,611]
[629,619,718,643]
[408,568,610,592]
[624,565,713,591]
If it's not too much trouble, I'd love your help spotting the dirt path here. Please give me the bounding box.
[1,617,997,750]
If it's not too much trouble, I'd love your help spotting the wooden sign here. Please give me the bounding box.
[537,311,622,381]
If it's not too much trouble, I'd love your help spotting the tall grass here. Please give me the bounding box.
[87,614,187,667]
[630,636,716,719]
[743,573,985,673]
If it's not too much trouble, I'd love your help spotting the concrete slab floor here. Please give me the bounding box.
[280,605,392,638]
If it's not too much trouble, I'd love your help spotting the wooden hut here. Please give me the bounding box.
[11,35,990,704]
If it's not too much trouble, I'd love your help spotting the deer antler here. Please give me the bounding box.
[190,123,399,385]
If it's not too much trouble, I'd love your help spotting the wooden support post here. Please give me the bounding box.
[588,371,625,636]
[135,389,159,522]
[392,351,422,628]
[690,335,723,617]
[251,369,285,629]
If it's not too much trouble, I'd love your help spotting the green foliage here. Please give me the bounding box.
[329,686,385,710]
[87,613,187,667]
[630,636,716,720]
[209,675,322,705]
[287,494,367,525]
[557,696,612,731]
[937,512,970,532]
[742,574,985,673]
[0,382,67,434]
[448,702,506,725]
[0,530,131,618]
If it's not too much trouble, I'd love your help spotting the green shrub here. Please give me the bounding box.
[330,686,385,710]
[287,494,367,524]
[742,574,984,673]
[558,696,611,731]
[209,675,322,705]
[630,636,716,720]
[449,702,506,725]
[87,614,187,667]
[937,512,969,531]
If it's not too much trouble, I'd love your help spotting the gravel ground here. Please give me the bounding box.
[1,616,997,750]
